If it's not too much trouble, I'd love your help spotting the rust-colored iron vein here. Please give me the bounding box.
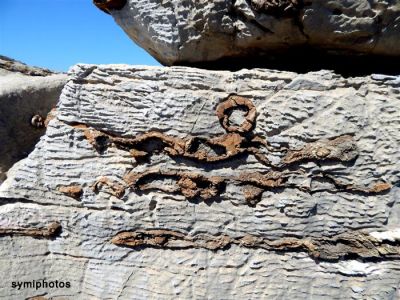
[237,171,288,206]
[58,185,83,200]
[112,229,400,261]
[44,108,57,127]
[94,166,390,207]
[216,95,257,133]
[72,96,359,167]
[0,222,61,239]
[317,173,392,195]
[73,126,270,164]
[26,296,48,300]
[93,170,285,205]
[124,170,225,201]
[66,94,390,205]
[92,176,127,198]
[282,135,358,164]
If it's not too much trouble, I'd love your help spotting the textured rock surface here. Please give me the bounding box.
[0,55,55,77]
[103,0,400,66]
[1,64,400,299]
[0,56,67,183]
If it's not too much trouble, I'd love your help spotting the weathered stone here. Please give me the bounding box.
[0,55,55,77]
[0,64,400,299]
[100,0,400,69]
[0,56,67,183]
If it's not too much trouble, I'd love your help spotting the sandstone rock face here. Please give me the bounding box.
[103,0,400,66]
[0,56,67,183]
[1,64,400,299]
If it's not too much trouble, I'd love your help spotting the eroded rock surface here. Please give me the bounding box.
[0,55,55,77]
[0,56,67,183]
[98,0,400,68]
[0,64,400,299]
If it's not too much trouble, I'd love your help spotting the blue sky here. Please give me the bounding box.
[0,0,160,72]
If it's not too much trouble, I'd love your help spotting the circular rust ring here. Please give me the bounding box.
[216,95,257,133]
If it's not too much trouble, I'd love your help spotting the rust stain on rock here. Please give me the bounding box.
[282,135,358,165]
[66,94,390,205]
[73,125,270,164]
[111,230,186,248]
[320,173,392,195]
[112,229,232,250]
[238,171,285,188]
[239,171,286,206]
[122,169,300,206]
[71,100,360,169]
[115,130,266,164]
[242,185,265,207]
[216,95,257,133]
[112,228,400,261]
[26,297,48,300]
[92,176,126,198]
[124,170,225,201]
[369,182,392,193]
[44,108,57,127]
[73,124,111,154]
[71,96,270,164]
[58,185,83,200]
[0,222,61,239]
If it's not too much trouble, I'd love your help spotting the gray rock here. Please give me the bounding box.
[100,0,400,67]
[0,56,67,183]
[0,64,399,299]
[0,55,55,76]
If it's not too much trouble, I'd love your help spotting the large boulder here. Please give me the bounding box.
[95,0,400,69]
[0,64,399,299]
[0,56,67,183]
